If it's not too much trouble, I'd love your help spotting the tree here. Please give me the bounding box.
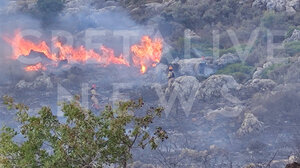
[0,96,167,168]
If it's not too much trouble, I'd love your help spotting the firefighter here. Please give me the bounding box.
[167,65,175,88]
[90,84,100,110]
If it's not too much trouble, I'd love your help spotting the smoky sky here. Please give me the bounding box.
[0,0,161,85]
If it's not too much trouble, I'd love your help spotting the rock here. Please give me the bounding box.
[184,29,201,40]
[206,105,244,120]
[215,53,240,68]
[5,0,37,13]
[263,61,273,69]
[103,0,119,7]
[166,76,200,99]
[252,0,300,13]
[245,78,276,92]
[284,29,300,43]
[243,163,264,168]
[286,162,300,168]
[63,0,95,13]
[197,75,240,101]
[283,61,300,83]
[16,73,53,89]
[16,80,30,89]
[237,113,264,136]
[129,161,155,168]
[252,67,263,79]
[239,78,276,99]
[173,58,215,76]
[289,155,298,163]
[252,62,273,79]
[144,2,165,16]
[286,0,300,13]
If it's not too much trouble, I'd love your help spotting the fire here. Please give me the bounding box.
[3,30,56,61]
[24,63,46,72]
[54,41,129,66]
[4,31,163,74]
[131,36,162,74]
[141,65,147,74]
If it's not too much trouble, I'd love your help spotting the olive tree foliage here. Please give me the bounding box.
[0,96,168,168]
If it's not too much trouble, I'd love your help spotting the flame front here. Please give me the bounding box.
[4,31,162,74]
[54,41,129,66]
[3,30,56,61]
[24,63,46,72]
[131,36,162,74]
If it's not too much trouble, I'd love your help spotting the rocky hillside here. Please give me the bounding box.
[1,0,300,167]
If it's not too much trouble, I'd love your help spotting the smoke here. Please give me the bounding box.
[0,0,44,85]
[0,0,164,85]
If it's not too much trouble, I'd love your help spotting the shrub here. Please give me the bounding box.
[284,41,300,56]
[261,63,284,79]
[261,11,289,29]
[0,96,167,168]
[218,44,248,56]
[216,63,254,83]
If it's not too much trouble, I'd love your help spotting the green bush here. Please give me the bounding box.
[261,11,288,29]
[284,41,300,56]
[261,63,284,79]
[218,44,248,56]
[216,63,254,83]
[285,26,300,39]
[0,96,167,168]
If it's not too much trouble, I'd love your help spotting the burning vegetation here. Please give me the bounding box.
[3,30,163,73]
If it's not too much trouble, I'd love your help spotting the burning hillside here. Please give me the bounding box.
[3,30,163,74]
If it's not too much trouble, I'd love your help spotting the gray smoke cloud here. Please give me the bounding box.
[0,0,163,85]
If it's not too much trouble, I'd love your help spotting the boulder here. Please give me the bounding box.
[252,0,300,13]
[173,58,215,76]
[237,113,264,136]
[252,67,263,79]
[197,75,240,101]
[16,73,53,89]
[243,163,264,168]
[285,29,300,43]
[286,162,300,168]
[284,61,300,83]
[166,76,200,99]
[245,78,276,92]
[206,105,244,120]
[144,2,165,16]
[4,0,37,13]
[215,53,240,68]
[286,0,300,13]
[239,78,276,99]
[252,62,273,79]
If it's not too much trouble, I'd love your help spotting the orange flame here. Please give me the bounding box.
[3,30,57,61]
[24,63,46,72]
[131,36,162,74]
[4,31,162,73]
[54,41,129,66]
